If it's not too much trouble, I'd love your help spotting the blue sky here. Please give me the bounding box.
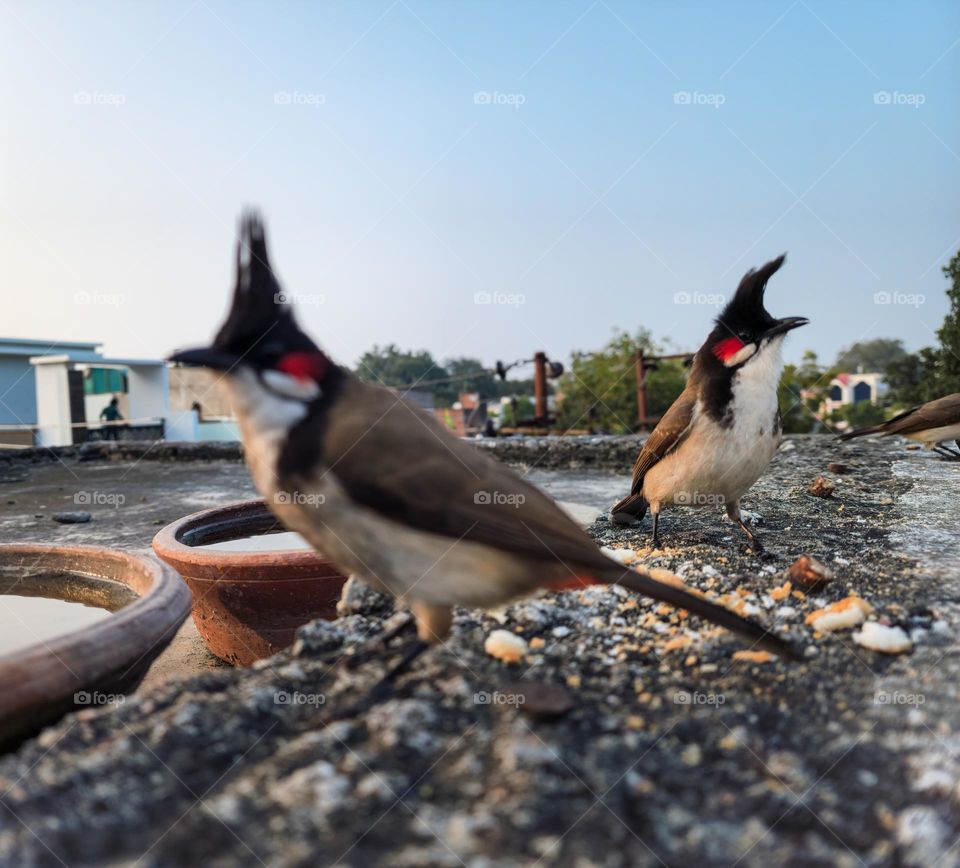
[2,0,958,372]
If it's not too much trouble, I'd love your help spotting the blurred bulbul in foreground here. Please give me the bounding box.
[169,213,799,677]
[612,256,808,553]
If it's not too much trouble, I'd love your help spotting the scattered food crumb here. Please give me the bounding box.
[853,622,913,654]
[787,555,833,590]
[808,476,835,498]
[805,597,874,632]
[731,650,774,663]
[484,630,527,663]
[770,581,792,601]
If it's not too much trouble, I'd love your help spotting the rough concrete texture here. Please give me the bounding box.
[0,435,958,867]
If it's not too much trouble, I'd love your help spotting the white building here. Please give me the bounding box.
[823,371,887,414]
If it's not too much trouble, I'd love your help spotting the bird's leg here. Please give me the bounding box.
[934,444,960,460]
[650,511,663,549]
[727,501,765,555]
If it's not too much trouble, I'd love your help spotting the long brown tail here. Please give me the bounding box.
[609,566,802,660]
[838,424,885,441]
[611,492,647,523]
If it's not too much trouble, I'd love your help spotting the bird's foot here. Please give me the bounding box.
[650,534,664,550]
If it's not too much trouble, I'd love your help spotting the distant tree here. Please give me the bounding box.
[779,350,830,434]
[834,338,908,373]
[935,249,960,391]
[556,329,685,433]
[883,250,960,407]
[435,357,498,406]
[355,344,443,389]
[828,401,887,430]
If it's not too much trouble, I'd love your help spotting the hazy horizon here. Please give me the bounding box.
[2,0,958,372]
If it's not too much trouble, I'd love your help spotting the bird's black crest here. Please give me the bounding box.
[213,211,318,360]
[716,254,786,332]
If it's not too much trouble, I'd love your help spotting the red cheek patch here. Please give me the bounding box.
[276,352,329,382]
[712,337,745,362]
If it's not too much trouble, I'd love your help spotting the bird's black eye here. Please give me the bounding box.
[738,332,751,343]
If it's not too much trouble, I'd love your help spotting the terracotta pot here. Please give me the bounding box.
[0,544,192,749]
[152,500,348,666]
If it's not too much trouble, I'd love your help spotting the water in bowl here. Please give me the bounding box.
[0,595,114,657]
[200,531,313,553]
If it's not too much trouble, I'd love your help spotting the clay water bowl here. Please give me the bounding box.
[152,500,348,666]
[0,545,192,749]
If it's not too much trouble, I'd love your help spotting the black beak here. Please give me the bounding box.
[167,346,241,371]
[763,316,809,340]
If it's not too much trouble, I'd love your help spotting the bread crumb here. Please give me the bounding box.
[484,629,527,663]
[566,674,582,689]
[805,596,874,632]
[663,635,692,652]
[770,581,792,601]
[529,637,546,650]
[853,621,912,654]
[732,650,774,663]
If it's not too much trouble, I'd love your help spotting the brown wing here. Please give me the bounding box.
[286,375,613,573]
[841,393,960,440]
[627,386,697,494]
[880,393,960,436]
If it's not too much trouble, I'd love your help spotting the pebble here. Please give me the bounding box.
[52,511,91,524]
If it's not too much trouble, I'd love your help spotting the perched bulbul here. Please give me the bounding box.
[839,393,960,460]
[169,214,797,667]
[612,256,808,552]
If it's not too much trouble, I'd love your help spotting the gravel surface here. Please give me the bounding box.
[0,435,958,867]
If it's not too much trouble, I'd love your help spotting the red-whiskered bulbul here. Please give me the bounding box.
[839,393,960,460]
[612,256,809,553]
[169,214,798,670]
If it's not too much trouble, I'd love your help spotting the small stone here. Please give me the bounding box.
[52,511,91,524]
[827,462,849,474]
[808,476,835,498]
